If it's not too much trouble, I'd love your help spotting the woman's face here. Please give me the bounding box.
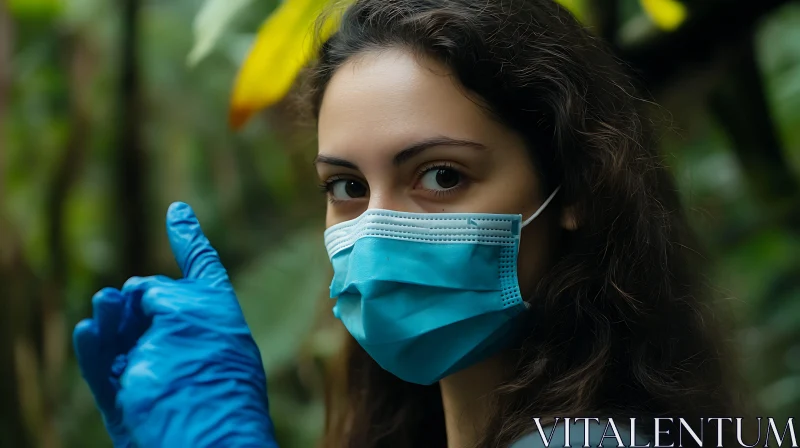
[316,48,561,296]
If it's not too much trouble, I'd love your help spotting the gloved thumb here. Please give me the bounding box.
[166,202,231,288]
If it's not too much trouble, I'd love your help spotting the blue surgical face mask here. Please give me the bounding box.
[324,187,561,385]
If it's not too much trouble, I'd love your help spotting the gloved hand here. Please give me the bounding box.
[74,202,279,448]
[73,289,149,447]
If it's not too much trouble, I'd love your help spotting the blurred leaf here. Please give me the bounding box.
[234,227,330,373]
[229,0,346,129]
[639,0,687,31]
[65,179,114,277]
[61,369,111,448]
[309,322,344,359]
[221,32,259,65]
[718,229,800,311]
[250,133,296,204]
[7,0,63,20]
[60,0,103,28]
[763,288,800,335]
[269,385,325,448]
[554,0,587,23]
[756,4,800,76]
[757,3,800,177]
[227,0,587,129]
[759,375,800,413]
[188,0,254,67]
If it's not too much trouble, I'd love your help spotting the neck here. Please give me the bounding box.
[440,353,512,448]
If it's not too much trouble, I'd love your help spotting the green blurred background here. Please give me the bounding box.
[0,0,799,447]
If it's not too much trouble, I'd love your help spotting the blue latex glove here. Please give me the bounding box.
[73,286,145,447]
[74,202,278,448]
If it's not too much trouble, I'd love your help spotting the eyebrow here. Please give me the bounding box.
[313,155,359,170]
[314,136,486,169]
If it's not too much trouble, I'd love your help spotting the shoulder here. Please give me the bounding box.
[509,418,651,448]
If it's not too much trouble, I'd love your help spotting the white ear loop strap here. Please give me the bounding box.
[521,186,562,228]
[519,185,562,310]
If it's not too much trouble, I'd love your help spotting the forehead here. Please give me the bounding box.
[316,49,499,160]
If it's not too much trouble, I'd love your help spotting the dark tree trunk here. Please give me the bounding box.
[39,31,93,448]
[117,0,148,278]
[0,3,34,447]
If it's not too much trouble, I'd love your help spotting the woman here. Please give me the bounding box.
[74,0,749,447]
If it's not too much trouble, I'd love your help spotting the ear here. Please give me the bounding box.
[560,205,579,231]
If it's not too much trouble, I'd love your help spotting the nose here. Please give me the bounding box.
[367,190,422,213]
[367,190,402,212]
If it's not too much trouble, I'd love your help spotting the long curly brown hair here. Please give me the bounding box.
[298,1,752,447]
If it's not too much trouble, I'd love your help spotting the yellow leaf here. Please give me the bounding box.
[554,0,586,23]
[640,0,687,31]
[229,0,345,129]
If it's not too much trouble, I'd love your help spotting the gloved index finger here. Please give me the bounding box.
[165,202,231,288]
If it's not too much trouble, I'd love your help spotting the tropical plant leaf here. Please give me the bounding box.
[188,0,254,67]
[554,0,587,23]
[228,0,348,129]
[640,0,687,31]
[233,227,331,373]
[226,0,593,129]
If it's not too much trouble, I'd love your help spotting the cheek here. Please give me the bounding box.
[515,216,558,300]
[325,207,340,229]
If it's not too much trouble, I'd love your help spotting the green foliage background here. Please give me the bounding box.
[1,0,799,447]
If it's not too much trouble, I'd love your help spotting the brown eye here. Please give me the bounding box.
[331,179,368,200]
[420,167,461,190]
